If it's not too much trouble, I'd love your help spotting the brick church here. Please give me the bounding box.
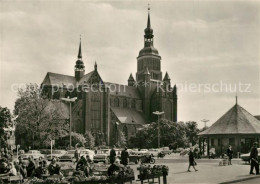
[41,10,178,146]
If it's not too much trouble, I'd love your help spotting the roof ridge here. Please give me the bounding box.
[238,105,259,133]
[47,72,74,77]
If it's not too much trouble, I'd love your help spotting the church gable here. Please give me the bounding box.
[79,71,103,85]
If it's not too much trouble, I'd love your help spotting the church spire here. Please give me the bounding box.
[144,5,154,42]
[147,4,151,28]
[75,36,85,81]
[78,35,82,59]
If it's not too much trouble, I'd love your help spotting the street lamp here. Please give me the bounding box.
[153,111,165,149]
[61,96,77,150]
[201,119,209,128]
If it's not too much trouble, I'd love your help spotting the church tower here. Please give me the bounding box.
[75,38,85,81]
[136,7,162,82]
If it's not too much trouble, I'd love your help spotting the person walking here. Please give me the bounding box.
[187,147,198,172]
[249,142,259,175]
[226,145,233,165]
[110,145,116,164]
[121,147,129,166]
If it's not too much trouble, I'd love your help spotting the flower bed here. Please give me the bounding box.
[138,164,169,180]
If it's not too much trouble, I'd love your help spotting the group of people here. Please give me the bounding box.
[188,142,259,175]
[0,154,62,180]
[75,155,93,177]
[108,146,129,176]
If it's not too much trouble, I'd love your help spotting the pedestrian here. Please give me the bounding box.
[27,156,36,177]
[74,147,80,162]
[94,148,98,155]
[110,145,116,164]
[121,147,129,166]
[249,142,259,175]
[187,147,198,172]
[226,145,233,165]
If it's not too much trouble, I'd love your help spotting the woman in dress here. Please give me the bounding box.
[187,147,198,172]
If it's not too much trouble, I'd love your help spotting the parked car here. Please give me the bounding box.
[80,149,95,160]
[46,150,67,161]
[139,149,148,154]
[130,149,140,155]
[241,148,260,162]
[175,148,184,153]
[160,147,172,155]
[59,150,76,162]
[20,150,45,160]
[98,149,111,156]
[93,154,109,164]
[148,149,160,157]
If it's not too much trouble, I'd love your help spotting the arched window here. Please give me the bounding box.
[114,98,119,107]
[123,98,128,108]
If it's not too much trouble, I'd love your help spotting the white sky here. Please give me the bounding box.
[0,0,259,128]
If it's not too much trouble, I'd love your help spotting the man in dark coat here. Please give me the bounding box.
[121,147,129,166]
[110,146,116,164]
[249,142,259,175]
[227,145,233,165]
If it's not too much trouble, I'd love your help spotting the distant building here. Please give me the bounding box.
[41,9,178,146]
[198,100,260,156]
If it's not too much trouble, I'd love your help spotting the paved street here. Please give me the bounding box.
[57,154,260,184]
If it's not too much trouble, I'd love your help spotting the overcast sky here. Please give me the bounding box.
[0,0,259,128]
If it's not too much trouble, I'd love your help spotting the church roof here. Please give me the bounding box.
[78,71,95,85]
[104,82,141,99]
[42,72,76,87]
[111,107,145,125]
[138,46,160,57]
[42,71,97,87]
[199,104,260,136]
[254,115,260,121]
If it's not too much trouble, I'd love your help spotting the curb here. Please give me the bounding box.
[219,175,260,184]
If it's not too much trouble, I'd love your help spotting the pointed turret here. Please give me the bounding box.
[78,39,82,59]
[128,73,135,86]
[94,61,97,71]
[144,6,153,41]
[75,36,85,81]
[163,72,170,81]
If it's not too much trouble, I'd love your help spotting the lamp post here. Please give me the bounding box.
[201,119,209,128]
[153,111,165,149]
[61,96,77,150]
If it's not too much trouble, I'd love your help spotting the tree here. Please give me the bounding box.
[117,129,127,148]
[129,119,189,149]
[14,84,69,149]
[56,132,86,149]
[0,106,12,148]
[185,121,200,146]
[84,131,95,148]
